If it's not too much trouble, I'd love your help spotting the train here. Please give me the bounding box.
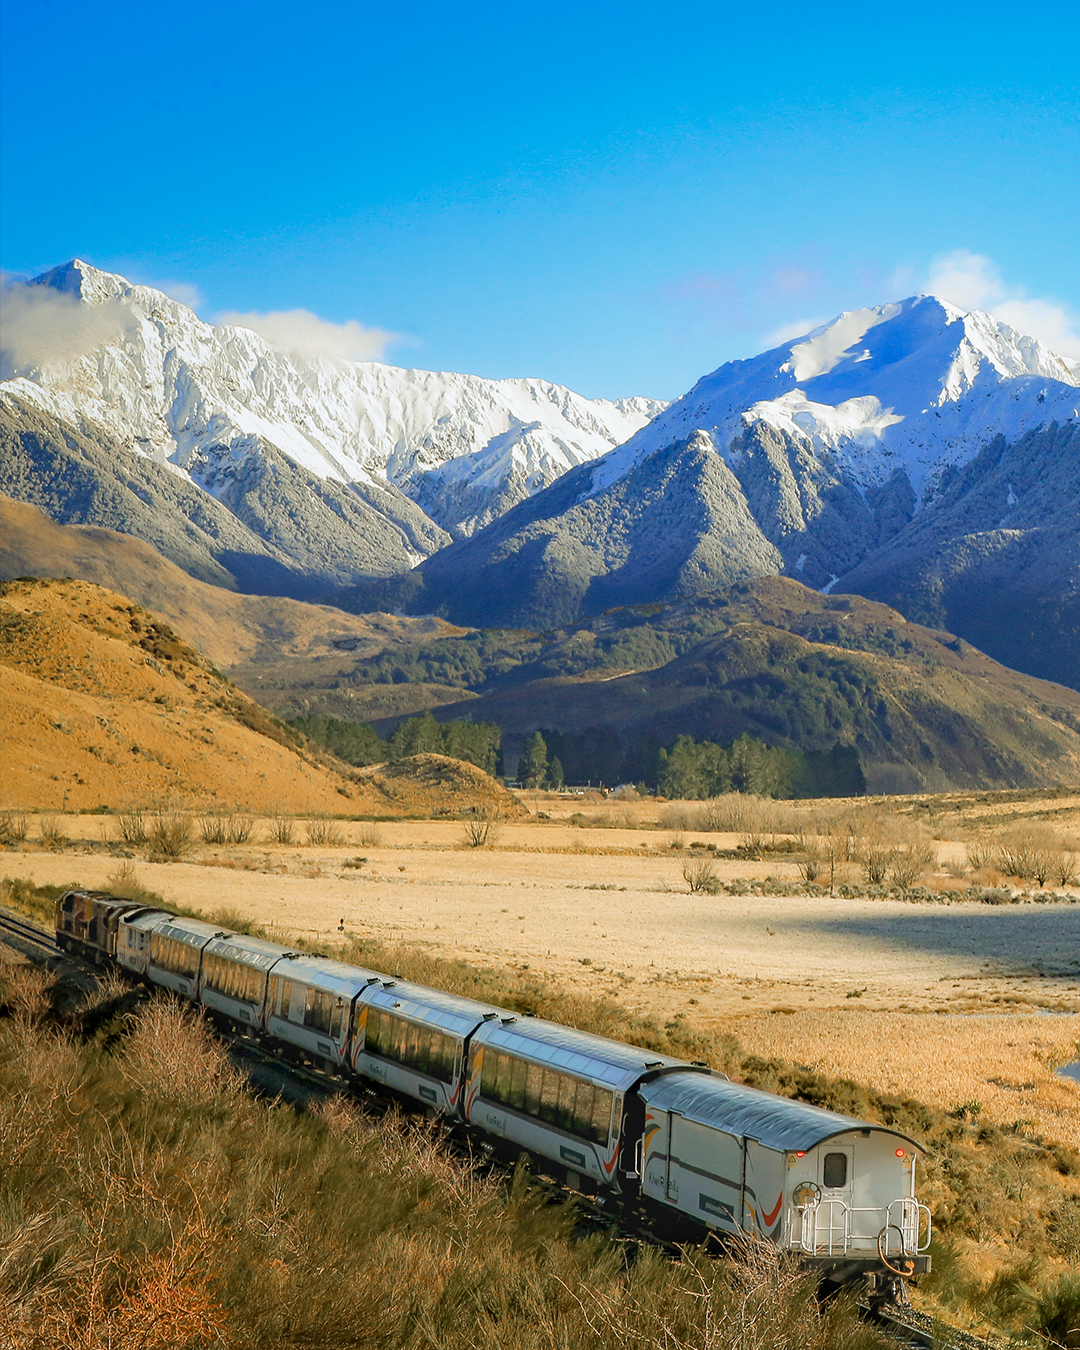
[56,888,932,1294]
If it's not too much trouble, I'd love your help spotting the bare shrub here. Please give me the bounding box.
[461,811,501,848]
[1054,850,1079,888]
[658,805,693,830]
[105,862,163,906]
[267,811,295,845]
[997,826,1061,886]
[228,811,255,844]
[115,806,148,845]
[682,857,717,893]
[356,822,383,847]
[889,838,935,887]
[147,809,193,859]
[965,836,997,872]
[796,838,822,883]
[38,816,67,850]
[667,830,685,851]
[198,809,231,845]
[121,998,243,1104]
[305,815,343,847]
[0,808,29,844]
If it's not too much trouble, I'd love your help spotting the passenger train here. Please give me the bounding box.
[56,889,932,1293]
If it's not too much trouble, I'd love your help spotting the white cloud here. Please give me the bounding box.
[925,249,1080,360]
[219,308,398,363]
[145,278,204,310]
[0,278,136,371]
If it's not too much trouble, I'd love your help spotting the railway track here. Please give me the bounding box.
[0,906,61,958]
[0,908,1002,1350]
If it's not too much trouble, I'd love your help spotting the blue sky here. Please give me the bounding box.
[2,0,1078,399]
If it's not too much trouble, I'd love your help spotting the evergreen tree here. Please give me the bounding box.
[520,731,549,787]
[547,756,565,790]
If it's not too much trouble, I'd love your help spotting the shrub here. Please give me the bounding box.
[461,811,501,848]
[0,809,29,844]
[147,809,193,859]
[305,815,344,847]
[682,857,718,893]
[38,816,67,850]
[356,822,383,847]
[115,807,148,846]
[267,812,295,845]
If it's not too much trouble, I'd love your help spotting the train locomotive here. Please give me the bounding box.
[56,889,932,1293]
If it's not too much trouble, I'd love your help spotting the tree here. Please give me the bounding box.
[547,756,565,790]
[520,732,548,788]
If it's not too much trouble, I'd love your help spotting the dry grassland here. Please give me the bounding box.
[6,797,1078,1149]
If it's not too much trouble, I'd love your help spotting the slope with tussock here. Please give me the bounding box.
[0,576,376,813]
[0,956,892,1350]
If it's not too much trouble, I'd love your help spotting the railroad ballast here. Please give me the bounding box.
[56,888,932,1290]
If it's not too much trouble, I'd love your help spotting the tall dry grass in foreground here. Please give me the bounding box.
[0,958,891,1350]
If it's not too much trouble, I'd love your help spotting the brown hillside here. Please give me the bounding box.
[0,577,388,813]
[0,495,461,672]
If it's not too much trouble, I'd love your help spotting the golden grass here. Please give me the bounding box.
[731,1010,1080,1150]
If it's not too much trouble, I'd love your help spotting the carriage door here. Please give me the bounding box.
[665,1113,682,1203]
[820,1144,854,1245]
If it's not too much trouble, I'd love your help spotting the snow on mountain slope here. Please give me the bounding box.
[415,297,1078,632]
[1,260,663,543]
[591,295,1078,499]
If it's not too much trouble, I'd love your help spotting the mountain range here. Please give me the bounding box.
[1,262,1077,689]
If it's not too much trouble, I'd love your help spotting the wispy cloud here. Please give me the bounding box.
[219,308,399,363]
[924,249,1080,360]
[760,314,834,348]
[145,278,205,310]
[0,276,136,371]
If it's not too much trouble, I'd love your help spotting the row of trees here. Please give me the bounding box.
[289,712,501,776]
[292,711,865,800]
[521,728,865,799]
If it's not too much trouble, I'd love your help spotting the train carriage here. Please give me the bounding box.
[120,913,223,997]
[263,954,380,1070]
[350,979,503,1114]
[467,1016,701,1191]
[638,1074,931,1281]
[197,932,285,1032]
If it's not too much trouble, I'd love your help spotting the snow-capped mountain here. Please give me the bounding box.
[591,295,1077,501]
[1,260,664,542]
[416,296,1078,629]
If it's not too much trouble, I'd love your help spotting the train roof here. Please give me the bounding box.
[202,931,291,972]
[270,952,384,998]
[128,913,223,948]
[476,1016,694,1090]
[364,978,504,1037]
[639,1074,925,1154]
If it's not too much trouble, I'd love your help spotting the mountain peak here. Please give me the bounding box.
[33,258,127,305]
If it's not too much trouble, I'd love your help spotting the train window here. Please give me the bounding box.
[495,1052,512,1102]
[364,1008,384,1055]
[524,1062,544,1117]
[556,1074,576,1132]
[508,1057,528,1111]
[405,1021,420,1066]
[591,1088,613,1145]
[330,998,344,1039]
[539,1070,560,1124]
[481,1049,499,1100]
[823,1153,848,1189]
[572,1082,594,1138]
